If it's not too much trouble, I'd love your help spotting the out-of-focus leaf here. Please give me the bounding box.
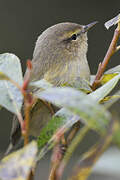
[0,53,23,114]
[68,120,117,180]
[0,141,37,180]
[105,14,120,29]
[88,74,120,102]
[93,147,120,177]
[100,73,118,85]
[57,126,89,175]
[113,126,120,148]
[36,87,111,133]
[55,108,80,128]
[38,108,80,157]
[30,79,53,90]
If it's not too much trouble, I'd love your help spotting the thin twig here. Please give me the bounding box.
[48,131,66,180]
[67,121,80,145]
[92,23,120,90]
[22,60,33,145]
[49,144,63,180]
[56,126,89,180]
[23,100,31,145]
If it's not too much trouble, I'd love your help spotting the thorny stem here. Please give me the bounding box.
[92,23,120,90]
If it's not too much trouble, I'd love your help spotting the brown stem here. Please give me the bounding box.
[48,144,63,180]
[67,121,80,145]
[22,60,33,145]
[23,101,31,145]
[92,26,120,90]
[48,127,68,180]
[49,123,81,180]
[56,126,89,180]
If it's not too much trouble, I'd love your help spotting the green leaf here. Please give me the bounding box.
[38,108,79,150]
[36,87,111,133]
[113,125,120,148]
[88,74,120,102]
[0,53,23,114]
[0,141,37,180]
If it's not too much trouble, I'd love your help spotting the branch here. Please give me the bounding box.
[22,60,34,145]
[56,126,89,180]
[92,16,120,90]
[48,128,66,180]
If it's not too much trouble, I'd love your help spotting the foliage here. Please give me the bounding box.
[0,14,120,180]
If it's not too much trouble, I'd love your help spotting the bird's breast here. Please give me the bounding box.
[44,56,90,86]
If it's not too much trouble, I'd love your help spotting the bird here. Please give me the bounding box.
[5,21,97,154]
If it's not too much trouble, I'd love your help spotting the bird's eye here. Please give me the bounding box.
[71,34,77,40]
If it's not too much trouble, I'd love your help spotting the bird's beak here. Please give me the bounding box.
[83,21,98,32]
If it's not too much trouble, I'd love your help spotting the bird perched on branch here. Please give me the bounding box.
[6,21,97,154]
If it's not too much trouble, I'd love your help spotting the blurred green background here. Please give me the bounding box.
[0,0,120,179]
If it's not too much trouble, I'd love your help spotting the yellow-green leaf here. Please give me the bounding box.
[0,72,10,81]
[101,73,118,85]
